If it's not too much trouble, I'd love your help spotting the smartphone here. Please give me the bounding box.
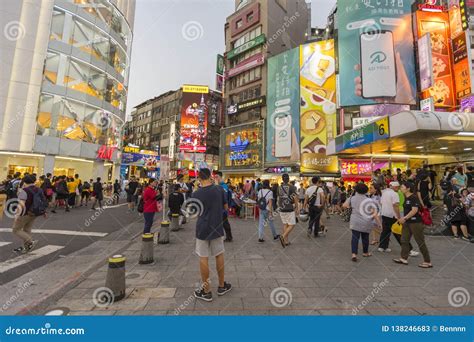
[360,30,397,99]
[274,114,292,158]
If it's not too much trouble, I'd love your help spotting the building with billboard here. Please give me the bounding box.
[221,0,311,180]
[0,0,135,181]
[124,85,222,180]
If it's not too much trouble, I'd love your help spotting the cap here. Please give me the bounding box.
[390,181,400,187]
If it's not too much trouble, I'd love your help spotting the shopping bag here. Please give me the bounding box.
[420,207,432,226]
[391,221,402,235]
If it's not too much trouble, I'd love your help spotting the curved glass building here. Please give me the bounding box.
[0,0,135,180]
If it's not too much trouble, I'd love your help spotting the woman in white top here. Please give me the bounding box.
[257,180,280,243]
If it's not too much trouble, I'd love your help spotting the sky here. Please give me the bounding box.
[126,0,337,117]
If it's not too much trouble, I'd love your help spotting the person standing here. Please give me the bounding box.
[417,171,432,209]
[393,182,432,268]
[67,177,77,208]
[168,184,185,219]
[91,177,104,210]
[452,166,467,193]
[176,174,189,200]
[113,179,121,205]
[343,183,379,262]
[215,171,233,242]
[444,186,472,241]
[378,181,401,252]
[126,176,139,212]
[40,173,53,204]
[192,168,232,302]
[74,174,82,207]
[52,176,70,213]
[256,179,279,242]
[80,179,92,207]
[12,175,47,253]
[277,173,298,247]
[297,182,305,212]
[143,178,158,234]
[304,176,325,238]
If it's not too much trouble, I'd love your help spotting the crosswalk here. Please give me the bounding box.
[0,228,107,237]
[0,245,63,273]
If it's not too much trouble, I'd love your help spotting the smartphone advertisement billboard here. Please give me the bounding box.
[266,48,300,164]
[179,90,208,153]
[299,40,338,175]
[337,0,417,107]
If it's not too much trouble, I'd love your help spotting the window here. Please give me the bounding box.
[247,12,254,23]
[236,19,243,29]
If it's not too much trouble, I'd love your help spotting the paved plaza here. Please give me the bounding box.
[42,211,473,316]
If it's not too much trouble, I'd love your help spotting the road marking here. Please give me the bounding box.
[0,229,107,237]
[0,242,12,247]
[103,203,128,209]
[0,245,63,273]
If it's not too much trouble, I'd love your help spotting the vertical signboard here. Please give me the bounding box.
[418,33,434,91]
[266,48,300,164]
[416,10,456,107]
[337,0,417,106]
[299,40,338,174]
[179,89,208,153]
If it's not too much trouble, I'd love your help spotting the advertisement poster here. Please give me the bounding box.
[266,48,300,164]
[299,40,338,174]
[179,91,208,153]
[359,103,410,117]
[220,122,263,170]
[452,31,471,99]
[418,33,434,91]
[121,152,160,169]
[337,0,417,107]
[416,11,456,107]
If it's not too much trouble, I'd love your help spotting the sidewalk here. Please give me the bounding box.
[44,212,473,316]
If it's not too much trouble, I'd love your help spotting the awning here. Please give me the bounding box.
[328,111,474,157]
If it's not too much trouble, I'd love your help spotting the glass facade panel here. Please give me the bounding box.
[50,10,65,41]
[43,52,60,85]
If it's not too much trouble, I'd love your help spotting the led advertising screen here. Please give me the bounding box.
[179,90,208,153]
[337,0,417,107]
[220,122,263,170]
[299,40,338,174]
[266,47,300,164]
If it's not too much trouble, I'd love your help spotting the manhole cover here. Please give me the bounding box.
[126,273,141,279]
[45,307,70,316]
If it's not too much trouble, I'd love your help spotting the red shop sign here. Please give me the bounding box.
[226,53,264,78]
[97,145,116,160]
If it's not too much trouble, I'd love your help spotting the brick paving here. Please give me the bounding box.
[45,211,474,316]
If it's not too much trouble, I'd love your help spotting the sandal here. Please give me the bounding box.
[370,240,378,245]
[351,256,358,262]
[393,258,408,265]
[362,253,372,257]
[418,263,433,268]
[279,235,286,248]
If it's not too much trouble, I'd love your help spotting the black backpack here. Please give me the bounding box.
[137,197,144,213]
[440,179,450,191]
[308,187,321,207]
[25,187,48,216]
[257,190,270,210]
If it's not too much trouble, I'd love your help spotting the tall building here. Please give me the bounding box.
[221,0,311,181]
[0,0,135,180]
[123,86,222,180]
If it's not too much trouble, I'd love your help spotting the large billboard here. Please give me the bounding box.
[266,48,300,164]
[337,0,417,107]
[416,10,456,107]
[179,90,208,153]
[299,40,338,175]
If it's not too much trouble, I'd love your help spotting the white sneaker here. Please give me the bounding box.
[384,248,391,252]
[409,250,420,257]
[377,248,385,252]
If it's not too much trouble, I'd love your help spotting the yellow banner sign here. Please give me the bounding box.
[182,85,209,93]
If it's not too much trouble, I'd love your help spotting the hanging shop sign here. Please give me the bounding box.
[340,160,372,177]
[227,104,238,115]
[97,145,116,160]
[420,97,435,111]
[337,118,390,152]
[264,166,299,174]
[182,85,209,94]
[227,34,266,60]
[216,54,224,75]
[352,117,381,128]
[226,53,264,78]
[236,96,266,112]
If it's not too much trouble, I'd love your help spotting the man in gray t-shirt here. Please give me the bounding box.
[277,174,298,248]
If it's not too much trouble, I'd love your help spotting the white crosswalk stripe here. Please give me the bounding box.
[0,228,107,237]
[0,242,12,247]
[0,245,63,273]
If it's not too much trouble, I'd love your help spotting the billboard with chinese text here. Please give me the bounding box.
[179,91,208,153]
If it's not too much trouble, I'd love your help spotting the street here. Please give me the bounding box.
[0,197,138,285]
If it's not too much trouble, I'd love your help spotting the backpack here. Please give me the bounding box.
[308,187,321,207]
[440,179,450,191]
[257,190,270,210]
[25,187,48,216]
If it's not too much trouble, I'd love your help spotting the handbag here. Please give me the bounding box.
[420,207,432,226]
[391,222,402,235]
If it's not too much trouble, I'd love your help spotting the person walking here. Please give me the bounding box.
[52,176,69,213]
[91,177,104,210]
[215,171,233,242]
[393,182,432,268]
[343,183,379,262]
[142,178,159,234]
[80,179,92,207]
[277,173,298,247]
[67,177,77,208]
[256,179,279,242]
[126,176,139,212]
[378,181,401,252]
[168,183,185,220]
[12,175,47,253]
[297,183,305,212]
[192,168,232,302]
[113,179,121,205]
[304,176,325,238]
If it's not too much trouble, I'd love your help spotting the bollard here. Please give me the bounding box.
[105,254,126,301]
[170,213,180,231]
[139,233,155,264]
[158,221,170,244]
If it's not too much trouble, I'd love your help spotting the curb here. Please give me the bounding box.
[0,221,143,316]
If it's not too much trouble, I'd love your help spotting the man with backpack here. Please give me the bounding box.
[304,176,325,238]
[7,172,22,199]
[278,173,298,248]
[257,179,279,243]
[12,175,47,253]
[215,171,233,242]
[91,177,104,210]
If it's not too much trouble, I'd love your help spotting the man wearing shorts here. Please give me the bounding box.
[126,176,139,212]
[192,168,232,302]
[278,173,298,248]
